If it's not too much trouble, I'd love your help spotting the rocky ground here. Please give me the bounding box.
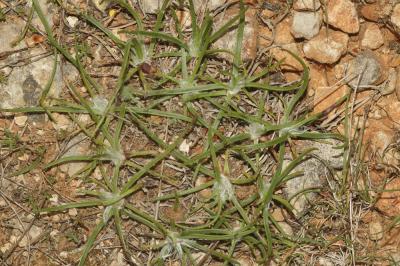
[0,0,400,265]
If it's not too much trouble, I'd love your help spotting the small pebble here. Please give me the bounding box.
[278,222,293,236]
[66,16,79,28]
[291,11,321,40]
[14,115,28,127]
[369,221,384,241]
[68,208,78,217]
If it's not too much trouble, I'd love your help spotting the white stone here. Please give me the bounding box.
[0,52,63,109]
[213,7,258,61]
[372,130,393,154]
[10,235,18,243]
[31,0,56,31]
[49,194,59,204]
[293,0,321,11]
[18,154,30,161]
[51,113,72,131]
[59,134,91,177]
[50,229,59,237]
[51,215,61,223]
[139,0,161,14]
[0,243,12,253]
[278,222,293,236]
[178,139,190,154]
[91,0,109,11]
[66,16,79,28]
[0,18,26,54]
[19,225,43,247]
[68,208,78,217]
[284,140,343,215]
[14,115,28,127]
[59,251,68,258]
[291,11,321,40]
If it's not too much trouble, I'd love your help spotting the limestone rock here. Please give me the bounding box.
[0,18,26,54]
[291,11,322,40]
[278,222,293,236]
[0,50,63,109]
[66,16,79,28]
[293,0,321,11]
[91,0,110,11]
[52,113,73,131]
[361,23,384,50]
[18,225,43,247]
[14,115,28,127]
[31,0,57,30]
[324,0,360,34]
[283,139,343,215]
[138,0,161,14]
[303,30,349,64]
[59,134,91,177]
[213,7,258,61]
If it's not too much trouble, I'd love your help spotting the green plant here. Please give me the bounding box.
[0,0,346,264]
